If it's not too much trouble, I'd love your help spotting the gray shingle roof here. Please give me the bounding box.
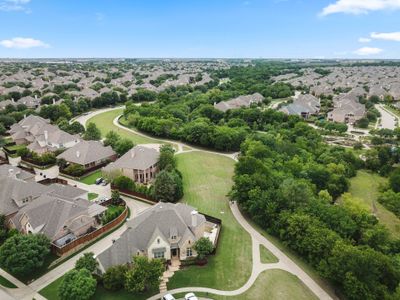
[97,202,205,271]
[57,141,116,165]
[103,145,159,172]
[214,93,264,112]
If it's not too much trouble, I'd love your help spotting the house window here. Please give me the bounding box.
[154,251,164,259]
[157,238,160,244]
[171,235,176,240]
[186,248,192,257]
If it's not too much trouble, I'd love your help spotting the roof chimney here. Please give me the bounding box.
[191,210,198,227]
[131,150,135,158]
[76,150,80,158]
[44,130,48,142]
[34,94,37,100]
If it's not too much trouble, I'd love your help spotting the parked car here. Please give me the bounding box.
[95,177,103,185]
[161,294,175,300]
[184,293,198,300]
[101,179,108,186]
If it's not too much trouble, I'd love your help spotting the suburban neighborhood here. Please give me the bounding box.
[2,1,400,300]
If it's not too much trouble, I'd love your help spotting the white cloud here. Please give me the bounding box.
[0,37,49,49]
[371,31,400,41]
[320,0,400,16]
[358,37,371,43]
[0,0,31,12]
[353,47,383,55]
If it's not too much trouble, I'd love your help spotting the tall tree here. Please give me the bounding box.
[58,268,96,300]
[84,123,101,140]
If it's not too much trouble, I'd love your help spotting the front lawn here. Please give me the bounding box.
[39,275,157,300]
[168,151,252,290]
[341,170,400,238]
[173,269,318,300]
[80,170,102,185]
[0,275,17,288]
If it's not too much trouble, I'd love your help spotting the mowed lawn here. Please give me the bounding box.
[173,270,318,300]
[168,151,252,290]
[80,170,102,185]
[86,109,163,145]
[345,170,400,238]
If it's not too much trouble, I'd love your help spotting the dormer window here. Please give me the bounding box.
[171,235,176,240]
[157,238,160,244]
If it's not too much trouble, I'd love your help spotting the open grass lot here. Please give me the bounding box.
[39,275,157,300]
[344,170,400,238]
[0,275,17,288]
[87,108,166,145]
[168,151,252,290]
[260,244,278,264]
[80,170,102,185]
[173,269,318,300]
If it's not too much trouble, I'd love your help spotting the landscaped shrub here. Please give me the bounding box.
[101,205,125,225]
[63,163,85,177]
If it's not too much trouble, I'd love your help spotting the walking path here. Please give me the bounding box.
[148,202,333,300]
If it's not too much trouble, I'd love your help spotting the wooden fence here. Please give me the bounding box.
[51,205,128,256]
[111,184,156,203]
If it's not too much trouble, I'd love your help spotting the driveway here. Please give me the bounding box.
[375,104,398,130]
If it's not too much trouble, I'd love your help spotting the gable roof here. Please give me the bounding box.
[12,194,106,241]
[97,202,205,271]
[0,177,50,216]
[0,164,35,181]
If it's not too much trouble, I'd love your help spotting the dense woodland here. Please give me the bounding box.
[231,122,400,299]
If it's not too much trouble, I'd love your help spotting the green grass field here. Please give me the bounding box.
[39,276,157,300]
[80,170,102,185]
[0,275,17,288]
[88,192,98,201]
[260,244,279,264]
[87,109,166,145]
[173,269,318,300]
[168,151,252,290]
[344,170,400,238]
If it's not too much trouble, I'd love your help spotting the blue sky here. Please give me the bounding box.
[1,0,400,58]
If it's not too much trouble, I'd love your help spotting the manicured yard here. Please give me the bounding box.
[88,192,98,201]
[343,170,400,238]
[80,170,102,185]
[173,269,318,300]
[168,151,252,290]
[260,244,278,264]
[0,275,17,288]
[87,109,165,145]
[39,275,157,300]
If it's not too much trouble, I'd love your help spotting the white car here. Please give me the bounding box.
[185,293,198,300]
[161,294,175,300]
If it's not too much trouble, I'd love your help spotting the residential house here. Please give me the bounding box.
[0,164,35,182]
[214,93,264,112]
[8,115,81,154]
[10,193,106,244]
[96,202,219,272]
[280,94,320,119]
[57,140,117,171]
[327,92,366,124]
[102,145,159,184]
